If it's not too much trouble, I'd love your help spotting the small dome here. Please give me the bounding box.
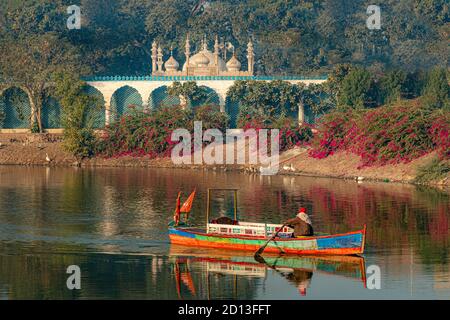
[226,55,241,71]
[191,53,210,67]
[165,56,179,71]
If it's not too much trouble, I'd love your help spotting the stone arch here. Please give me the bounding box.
[110,85,143,122]
[84,85,106,128]
[0,86,32,129]
[191,86,221,110]
[149,86,180,111]
[42,88,62,129]
[225,96,240,128]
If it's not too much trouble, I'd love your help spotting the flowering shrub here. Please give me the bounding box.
[237,111,267,130]
[98,106,192,158]
[429,114,450,159]
[308,111,357,159]
[193,105,228,132]
[275,118,314,151]
[239,115,313,151]
[310,102,450,167]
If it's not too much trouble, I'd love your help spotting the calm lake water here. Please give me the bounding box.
[0,166,449,300]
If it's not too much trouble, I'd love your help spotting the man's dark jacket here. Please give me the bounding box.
[284,217,314,237]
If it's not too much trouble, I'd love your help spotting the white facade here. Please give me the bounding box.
[87,77,327,126]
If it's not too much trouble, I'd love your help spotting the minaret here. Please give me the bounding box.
[214,35,220,75]
[151,41,158,75]
[157,45,164,73]
[185,34,191,75]
[247,39,255,75]
[202,35,208,51]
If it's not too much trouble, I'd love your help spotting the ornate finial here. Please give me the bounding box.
[202,35,208,51]
[214,35,219,54]
[185,34,191,55]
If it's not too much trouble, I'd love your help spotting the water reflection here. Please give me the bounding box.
[0,166,449,299]
[170,246,366,299]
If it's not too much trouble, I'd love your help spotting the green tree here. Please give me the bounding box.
[228,80,303,120]
[53,73,102,159]
[380,70,407,104]
[421,68,450,110]
[338,67,378,109]
[167,82,208,108]
[0,33,86,132]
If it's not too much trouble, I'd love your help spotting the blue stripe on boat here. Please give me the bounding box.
[169,228,196,238]
[317,233,362,250]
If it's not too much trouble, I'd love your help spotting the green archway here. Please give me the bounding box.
[110,86,143,121]
[191,86,221,110]
[0,87,32,129]
[84,86,106,128]
[149,86,180,111]
[225,97,239,128]
[42,92,62,129]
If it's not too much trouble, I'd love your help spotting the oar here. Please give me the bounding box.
[254,223,287,258]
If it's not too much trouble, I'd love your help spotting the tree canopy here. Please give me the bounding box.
[0,0,447,77]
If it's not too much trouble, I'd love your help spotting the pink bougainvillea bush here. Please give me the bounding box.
[98,106,193,158]
[310,102,450,167]
[239,116,314,152]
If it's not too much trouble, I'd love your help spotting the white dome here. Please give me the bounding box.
[191,52,210,66]
[226,55,241,71]
[183,49,227,71]
[165,56,179,71]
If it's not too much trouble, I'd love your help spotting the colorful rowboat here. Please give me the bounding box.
[169,188,366,256]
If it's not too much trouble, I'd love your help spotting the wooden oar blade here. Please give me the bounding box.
[254,223,288,258]
[254,246,266,257]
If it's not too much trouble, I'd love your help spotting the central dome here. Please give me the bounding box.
[183,49,227,72]
[191,52,210,66]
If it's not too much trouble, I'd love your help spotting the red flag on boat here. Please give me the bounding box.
[173,192,182,225]
[180,190,196,213]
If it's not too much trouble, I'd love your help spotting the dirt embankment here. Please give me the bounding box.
[0,133,448,187]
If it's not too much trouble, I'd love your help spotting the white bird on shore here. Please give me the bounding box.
[45,153,52,163]
[283,163,296,172]
[357,176,365,182]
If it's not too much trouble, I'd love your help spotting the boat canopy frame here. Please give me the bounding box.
[206,188,239,226]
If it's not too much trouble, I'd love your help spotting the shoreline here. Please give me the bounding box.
[0,133,448,189]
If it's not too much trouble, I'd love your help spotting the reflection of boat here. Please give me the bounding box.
[170,245,367,286]
[170,245,367,298]
[169,189,366,256]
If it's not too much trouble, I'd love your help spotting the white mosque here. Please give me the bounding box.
[82,35,327,127]
[0,35,327,132]
[152,35,255,77]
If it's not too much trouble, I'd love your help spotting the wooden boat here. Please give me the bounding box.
[169,188,366,256]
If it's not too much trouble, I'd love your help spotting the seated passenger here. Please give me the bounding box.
[284,207,314,237]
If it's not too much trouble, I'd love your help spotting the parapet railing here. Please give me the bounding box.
[83,75,328,82]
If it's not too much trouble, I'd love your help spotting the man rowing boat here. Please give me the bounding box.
[284,207,314,237]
